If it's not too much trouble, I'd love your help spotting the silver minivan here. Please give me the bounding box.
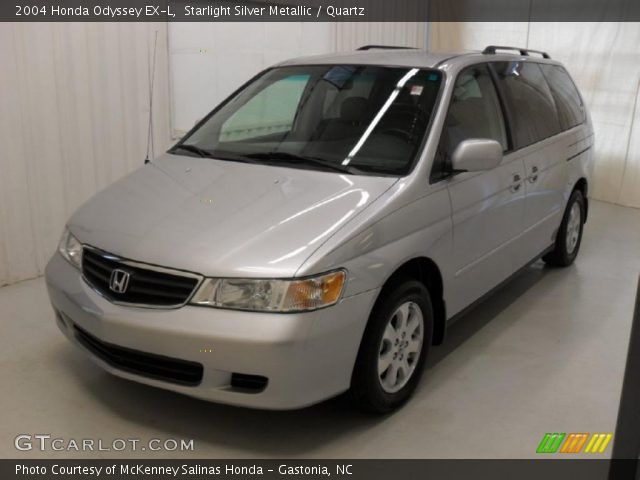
[46,45,593,413]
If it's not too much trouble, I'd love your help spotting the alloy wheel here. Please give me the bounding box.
[377,301,424,393]
[566,202,582,254]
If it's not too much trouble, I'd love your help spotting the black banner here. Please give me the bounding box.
[3,459,639,480]
[4,0,640,22]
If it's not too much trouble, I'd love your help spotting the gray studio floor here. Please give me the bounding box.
[1,200,638,459]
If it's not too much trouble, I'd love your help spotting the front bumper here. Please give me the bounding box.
[45,253,379,409]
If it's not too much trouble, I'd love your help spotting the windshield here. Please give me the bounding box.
[172,65,443,176]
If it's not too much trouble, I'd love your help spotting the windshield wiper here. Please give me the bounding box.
[245,152,359,174]
[170,146,357,173]
[170,144,215,158]
[170,145,260,165]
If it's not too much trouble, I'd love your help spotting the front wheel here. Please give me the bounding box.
[544,189,585,267]
[350,280,433,414]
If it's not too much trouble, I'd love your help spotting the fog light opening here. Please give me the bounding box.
[230,373,268,393]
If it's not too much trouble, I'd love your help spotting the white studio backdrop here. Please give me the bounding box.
[0,22,172,287]
[1,21,640,287]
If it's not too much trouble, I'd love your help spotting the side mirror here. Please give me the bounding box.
[451,139,503,173]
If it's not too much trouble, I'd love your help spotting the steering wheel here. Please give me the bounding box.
[378,127,413,142]
[377,106,429,143]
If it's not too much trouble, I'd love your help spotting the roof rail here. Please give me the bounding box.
[357,45,417,51]
[482,45,550,59]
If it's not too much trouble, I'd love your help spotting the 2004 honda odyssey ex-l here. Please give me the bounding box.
[46,45,593,413]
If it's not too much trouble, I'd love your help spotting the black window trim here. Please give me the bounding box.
[487,62,514,153]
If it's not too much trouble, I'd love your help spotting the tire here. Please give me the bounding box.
[350,280,434,414]
[543,189,585,267]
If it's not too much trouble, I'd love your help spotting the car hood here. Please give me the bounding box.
[69,153,398,277]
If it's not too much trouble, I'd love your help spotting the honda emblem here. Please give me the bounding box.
[109,269,131,294]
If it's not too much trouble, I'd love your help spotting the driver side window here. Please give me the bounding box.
[431,64,507,182]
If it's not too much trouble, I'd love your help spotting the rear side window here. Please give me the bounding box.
[540,65,585,130]
[492,61,561,149]
[432,64,507,181]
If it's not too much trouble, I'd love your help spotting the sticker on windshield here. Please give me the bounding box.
[410,85,424,96]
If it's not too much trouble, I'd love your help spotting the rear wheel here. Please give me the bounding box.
[544,189,585,267]
[350,280,433,414]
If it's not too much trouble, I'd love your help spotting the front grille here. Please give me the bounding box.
[82,248,200,307]
[74,325,203,386]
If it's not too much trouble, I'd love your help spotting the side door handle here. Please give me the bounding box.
[510,174,522,193]
[528,166,539,183]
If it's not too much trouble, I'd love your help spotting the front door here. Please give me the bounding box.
[433,63,526,316]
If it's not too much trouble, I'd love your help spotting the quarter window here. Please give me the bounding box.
[540,65,585,130]
[491,61,561,149]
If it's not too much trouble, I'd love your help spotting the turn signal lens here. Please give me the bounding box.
[190,270,346,312]
[284,271,346,311]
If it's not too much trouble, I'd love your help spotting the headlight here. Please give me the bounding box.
[190,270,346,312]
[58,228,83,269]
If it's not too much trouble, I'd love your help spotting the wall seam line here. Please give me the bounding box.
[525,0,532,48]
